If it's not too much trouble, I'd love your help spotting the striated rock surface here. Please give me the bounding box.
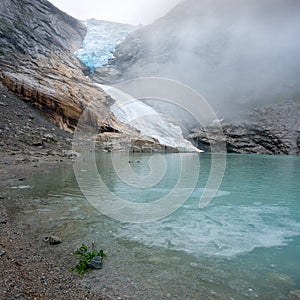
[0,0,175,152]
[188,101,300,155]
[0,0,105,131]
[247,101,300,155]
[0,81,73,161]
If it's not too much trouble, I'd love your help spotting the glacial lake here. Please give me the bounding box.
[4,153,300,299]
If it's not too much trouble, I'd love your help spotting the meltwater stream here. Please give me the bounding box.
[3,154,300,299]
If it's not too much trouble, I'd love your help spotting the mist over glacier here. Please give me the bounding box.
[97,0,300,118]
[74,19,199,151]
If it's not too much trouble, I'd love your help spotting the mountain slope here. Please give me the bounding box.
[0,0,176,152]
[0,0,115,132]
[92,0,300,154]
[94,0,300,115]
[0,0,85,55]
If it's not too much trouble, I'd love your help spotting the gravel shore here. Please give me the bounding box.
[0,82,109,299]
[0,202,105,300]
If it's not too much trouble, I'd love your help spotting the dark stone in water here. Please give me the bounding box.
[88,256,102,269]
[0,250,6,256]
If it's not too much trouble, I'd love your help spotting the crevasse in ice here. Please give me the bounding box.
[75,19,136,71]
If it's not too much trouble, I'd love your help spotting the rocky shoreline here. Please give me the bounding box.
[0,156,110,299]
[0,81,109,299]
[0,203,106,300]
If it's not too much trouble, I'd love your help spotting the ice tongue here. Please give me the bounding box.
[97,84,201,152]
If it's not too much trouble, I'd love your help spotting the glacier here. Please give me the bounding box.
[76,19,200,152]
[98,84,201,152]
[75,19,136,71]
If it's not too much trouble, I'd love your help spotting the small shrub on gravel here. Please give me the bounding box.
[71,243,106,275]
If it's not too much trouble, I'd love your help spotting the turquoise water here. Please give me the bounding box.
[5,153,300,299]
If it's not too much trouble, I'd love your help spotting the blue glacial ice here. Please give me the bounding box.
[75,19,136,71]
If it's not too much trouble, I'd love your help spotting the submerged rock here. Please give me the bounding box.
[87,256,103,269]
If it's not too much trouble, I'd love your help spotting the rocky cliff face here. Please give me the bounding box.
[0,0,172,152]
[0,0,86,55]
[188,101,300,155]
[0,0,116,132]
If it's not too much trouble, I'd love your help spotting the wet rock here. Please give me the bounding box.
[95,132,178,153]
[0,250,6,256]
[87,256,102,269]
[44,236,62,245]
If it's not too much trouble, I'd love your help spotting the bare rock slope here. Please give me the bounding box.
[189,101,300,155]
[0,0,171,152]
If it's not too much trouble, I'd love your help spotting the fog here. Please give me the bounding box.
[112,0,300,118]
[48,0,182,25]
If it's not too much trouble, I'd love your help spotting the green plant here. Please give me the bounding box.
[70,242,106,275]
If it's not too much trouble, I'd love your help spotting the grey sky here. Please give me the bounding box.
[48,0,182,25]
